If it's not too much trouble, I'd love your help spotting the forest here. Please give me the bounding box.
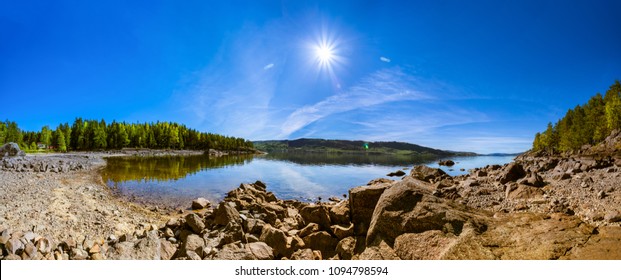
[0,118,254,152]
[532,81,621,153]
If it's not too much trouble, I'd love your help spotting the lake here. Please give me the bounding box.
[101,152,515,208]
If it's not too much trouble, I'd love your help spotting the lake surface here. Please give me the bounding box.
[101,153,515,208]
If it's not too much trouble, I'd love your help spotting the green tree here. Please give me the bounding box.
[56,127,67,152]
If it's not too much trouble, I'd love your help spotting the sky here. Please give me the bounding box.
[1,0,620,154]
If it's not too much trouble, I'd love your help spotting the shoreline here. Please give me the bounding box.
[1,149,620,260]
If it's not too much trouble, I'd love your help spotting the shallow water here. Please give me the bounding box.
[101,153,515,208]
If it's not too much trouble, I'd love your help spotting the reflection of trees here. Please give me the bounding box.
[261,152,440,167]
[102,154,254,183]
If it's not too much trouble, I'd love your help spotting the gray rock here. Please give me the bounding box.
[0,142,25,158]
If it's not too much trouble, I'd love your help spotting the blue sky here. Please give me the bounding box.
[1,0,620,153]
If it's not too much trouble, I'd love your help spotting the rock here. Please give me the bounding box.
[163,227,175,238]
[331,223,354,240]
[185,250,202,260]
[349,183,391,235]
[107,231,161,260]
[156,239,174,260]
[410,165,449,182]
[24,242,37,258]
[246,242,274,260]
[358,238,400,260]
[214,202,241,226]
[4,254,22,260]
[0,142,26,158]
[290,248,316,260]
[71,248,89,260]
[605,211,621,223]
[499,162,526,184]
[181,234,205,257]
[329,200,350,225]
[88,243,101,254]
[367,178,393,185]
[366,177,484,246]
[302,231,338,258]
[299,223,320,238]
[336,236,356,260]
[23,231,37,242]
[185,213,205,234]
[300,205,332,230]
[35,237,52,253]
[476,170,488,177]
[597,191,607,199]
[387,170,406,177]
[6,239,24,255]
[438,160,455,167]
[519,172,545,187]
[259,225,289,257]
[0,229,10,244]
[393,230,454,260]
[507,185,544,200]
[192,197,211,209]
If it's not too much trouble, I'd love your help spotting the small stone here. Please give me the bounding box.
[247,242,274,260]
[89,243,101,254]
[71,248,88,260]
[597,190,606,199]
[91,253,103,260]
[163,228,174,238]
[192,197,211,210]
[23,231,37,242]
[0,229,10,244]
[6,239,24,255]
[24,242,37,258]
[605,211,621,223]
[35,237,52,253]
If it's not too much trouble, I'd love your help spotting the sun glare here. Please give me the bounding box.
[316,44,334,64]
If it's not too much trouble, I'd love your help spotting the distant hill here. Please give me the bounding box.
[253,138,477,157]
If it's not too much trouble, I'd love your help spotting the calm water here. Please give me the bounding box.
[101,153,515,208]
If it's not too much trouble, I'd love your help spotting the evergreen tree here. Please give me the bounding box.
[56,127,67,152]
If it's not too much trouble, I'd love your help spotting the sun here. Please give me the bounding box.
[315,44,334,64]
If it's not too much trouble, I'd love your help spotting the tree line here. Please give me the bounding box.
[0,118,254,152]
[533,81,621,153]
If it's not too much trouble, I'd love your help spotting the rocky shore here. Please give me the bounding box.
[1,135,620,260]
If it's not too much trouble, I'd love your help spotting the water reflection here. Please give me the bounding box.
[102,153,515,208]
[101,154,254,183]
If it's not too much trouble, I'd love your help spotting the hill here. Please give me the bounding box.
[253,138,476,157]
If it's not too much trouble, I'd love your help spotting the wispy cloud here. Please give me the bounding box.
[380,56,391,63]
[278,67,433,138]
[263,63,274,70]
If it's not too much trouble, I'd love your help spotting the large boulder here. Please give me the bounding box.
[179,234,205,258]
[349,183,391,235]
[299,205,332,231]
[499,162,526,184]
[259,225,289,258]
[214,202,241,226]
[0,143,25,158]
[410,165,449,183]
[393,230,455,260]
[366,177,486,246]
[302,231,338,259]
